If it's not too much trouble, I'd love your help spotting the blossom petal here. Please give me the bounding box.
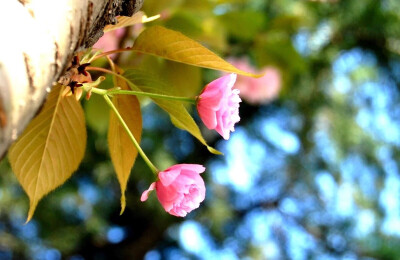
[177,164,206,174]
[140,182,156,202]
[159,167,181,186]
[197,104,218,129]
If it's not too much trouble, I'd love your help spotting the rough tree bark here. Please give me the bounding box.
[0,0,143,158]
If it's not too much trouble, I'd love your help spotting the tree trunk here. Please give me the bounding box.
[0,0,143,158]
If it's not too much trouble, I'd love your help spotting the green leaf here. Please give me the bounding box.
[162,60,202,98]
[8,84,86,222]
[123,69,221,155]
[132,25,261,77]
[108,67,142,214]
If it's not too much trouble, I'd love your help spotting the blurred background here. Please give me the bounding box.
[2,0,400,259]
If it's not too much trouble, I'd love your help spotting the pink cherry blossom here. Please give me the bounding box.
[141,164,206,217]
[228,58,282,104]
[197,74,241,140]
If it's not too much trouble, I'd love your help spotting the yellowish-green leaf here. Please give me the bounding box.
[123,69,221,155]
[132,25,261,77]
[163,60,202,98]
[8,84,86,222]
[104,11,160,32]
[108,66,142,214]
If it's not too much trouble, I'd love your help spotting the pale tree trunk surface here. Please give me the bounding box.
[0,0,143,158]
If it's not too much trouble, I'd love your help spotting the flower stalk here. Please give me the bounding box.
[106,89,196,103]
[86,66,197,103]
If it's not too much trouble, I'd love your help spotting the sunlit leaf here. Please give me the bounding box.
[104,11,160,32]
[8,84,86,222]
[108,66,142,214]
[123,69,221,154]
[132,26,261,77]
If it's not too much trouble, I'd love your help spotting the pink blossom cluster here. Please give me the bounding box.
[141,74,242,217]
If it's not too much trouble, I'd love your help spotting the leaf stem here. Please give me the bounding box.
[102,94,159,175]
[107,89,197,103]
[86,67,197,103]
